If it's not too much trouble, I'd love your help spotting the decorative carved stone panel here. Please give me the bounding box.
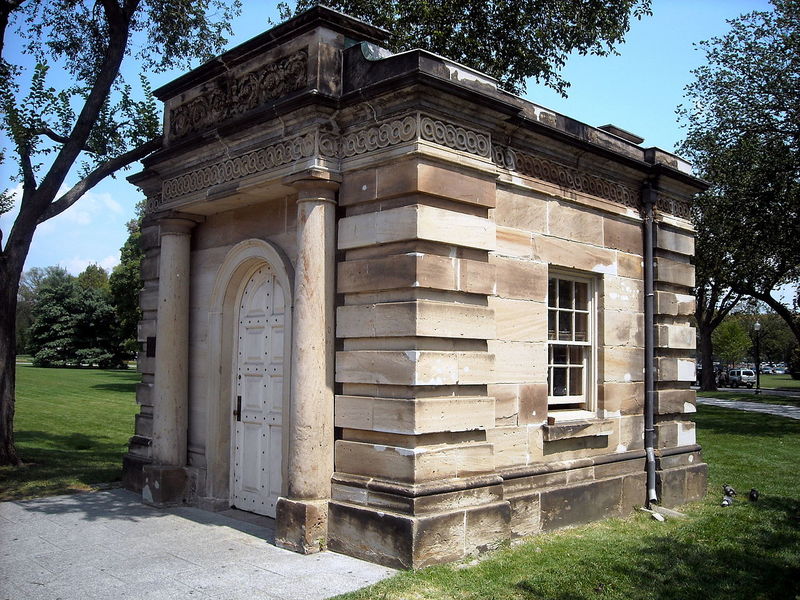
[169,49,309,139]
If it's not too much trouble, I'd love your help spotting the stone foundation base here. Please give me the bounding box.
[329,499,510,569]
[275,497,328,554]
[121,453,150,493]
[328,448,707,569]
[141,465,188,507]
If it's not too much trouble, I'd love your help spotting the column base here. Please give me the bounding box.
[275,497,328,554]
[121,453,151,493]
[141,465,188,507]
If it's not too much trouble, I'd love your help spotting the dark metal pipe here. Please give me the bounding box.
[642,179,658,506]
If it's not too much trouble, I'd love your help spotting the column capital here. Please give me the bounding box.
[283,169,341,204]
[156,213,205,235]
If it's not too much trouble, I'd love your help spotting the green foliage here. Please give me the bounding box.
[712,319,751,368]
[109,221,143,355]
[0,365,138,500]
[76,263,110,292]
[27,278,79,366]
[15,265,73,352]
[680,0,800,344]
[288,0,652,94]
[26,272,125,368]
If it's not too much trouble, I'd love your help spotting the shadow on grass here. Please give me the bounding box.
[0,430,127,501]
[91,382,138,393]
[693,406,800,437]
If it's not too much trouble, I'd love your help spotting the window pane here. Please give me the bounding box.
[575,282,588,310]
[548,309,557,340]
[558,310,572,341]
[569,366,583,396]
[552,345,568,364]
[558,279,573,309]
[552,367,567,396]
[548,278,557,308]
[574,313,588,342]
[569,346,583,365]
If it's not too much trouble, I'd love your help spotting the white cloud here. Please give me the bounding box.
[61,253,120,276]
[1,184,125,233]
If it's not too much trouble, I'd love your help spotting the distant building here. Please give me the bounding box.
[123,6,706,569]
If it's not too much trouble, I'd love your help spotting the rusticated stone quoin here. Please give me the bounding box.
[123,5,707,570]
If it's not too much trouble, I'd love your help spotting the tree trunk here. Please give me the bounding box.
[0,255,23,465]
[698,324,717,392]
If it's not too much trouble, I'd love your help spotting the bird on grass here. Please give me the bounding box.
[749,488,759,502]
[723,484,737,497]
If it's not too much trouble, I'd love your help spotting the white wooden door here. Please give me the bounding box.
[232,265,285,517]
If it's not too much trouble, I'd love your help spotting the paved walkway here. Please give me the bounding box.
[0,489,394,600]
[696,397,800,420]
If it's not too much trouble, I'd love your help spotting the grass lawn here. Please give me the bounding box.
[760,374,800,390]
[0,365,138,501]
[696,390,800,408]
[335,405,800,600]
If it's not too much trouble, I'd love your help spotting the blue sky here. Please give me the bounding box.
[0,0,774,276]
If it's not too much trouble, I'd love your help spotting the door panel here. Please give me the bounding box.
[232,265,285,517]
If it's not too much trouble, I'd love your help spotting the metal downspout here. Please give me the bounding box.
[642,179,659,506]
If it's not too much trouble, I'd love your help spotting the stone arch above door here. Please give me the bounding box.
[203,239,294,510]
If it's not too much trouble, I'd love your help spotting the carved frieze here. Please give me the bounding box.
[152,109,690,220]
[320,114,490,159]
[419,116,491,158]
[161,133,316,202]
[169,49,309,139]
[656,193,692,221]
[493,144,639,211]
[146,193,164,214]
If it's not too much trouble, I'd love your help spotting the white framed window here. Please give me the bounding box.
[547,271,596,417]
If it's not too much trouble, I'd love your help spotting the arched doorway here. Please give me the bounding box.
[204,239,293,514]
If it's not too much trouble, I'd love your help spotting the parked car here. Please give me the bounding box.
[728,369,756,388]
[760,365,773,374]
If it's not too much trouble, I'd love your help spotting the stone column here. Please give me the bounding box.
[142,216,197,506]
[276,178,338,553]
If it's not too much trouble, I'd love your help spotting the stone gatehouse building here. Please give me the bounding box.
[122,6,706,569]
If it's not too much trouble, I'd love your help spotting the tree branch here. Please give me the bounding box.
[33,2,131,208]
[38,135,162,223]
[35,126,93,151]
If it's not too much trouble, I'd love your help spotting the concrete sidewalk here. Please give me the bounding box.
[0,489,394,600]
[696,397,800,420]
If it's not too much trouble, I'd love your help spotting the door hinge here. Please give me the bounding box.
[234,395,242,421]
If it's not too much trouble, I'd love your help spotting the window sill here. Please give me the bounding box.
[542,417,614,442]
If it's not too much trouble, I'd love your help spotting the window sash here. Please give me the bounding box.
[547,273,594,413]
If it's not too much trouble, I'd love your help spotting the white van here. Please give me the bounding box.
[728,369,756,388]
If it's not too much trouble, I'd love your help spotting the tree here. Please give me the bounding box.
[680,0,800,357]
[109,218,143,355]
[712,319,751,369]
[288,0,652,94]
[26,275,79,367]
[15,264,72,353]
[0,0,241,465]
[693,249,740,391]
[77,263,110,293]
[27,273,124,368]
